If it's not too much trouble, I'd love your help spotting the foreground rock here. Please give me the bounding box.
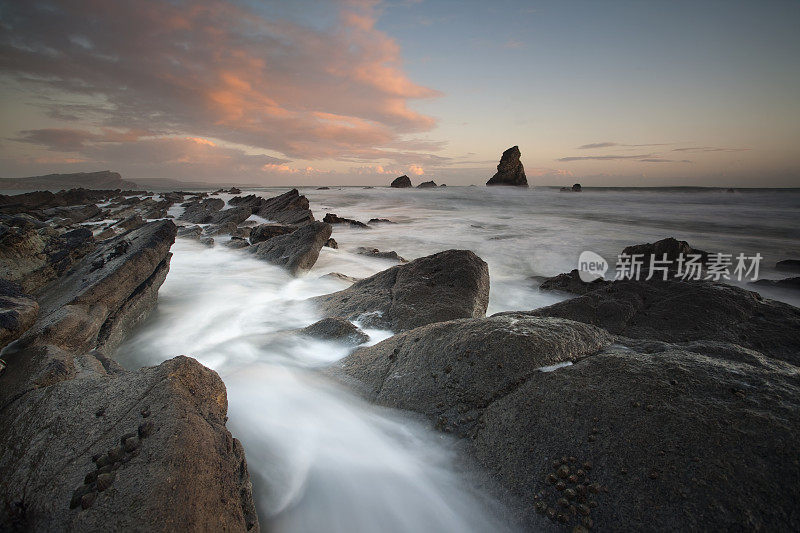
[0,356,258,532]
[0,279,39,350]
[390,175,412,188]
[249,224,296,245]
[521,278,800,365]
[310,250,489,331]
[537,269,609,294]
[486,146,527,187]
[249,221,331,275]
[620,237,709,276]
[334,314,800,531]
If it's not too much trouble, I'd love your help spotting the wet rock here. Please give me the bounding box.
[322,213,369,228]
[354,247,406,262]
[42,204,101,225]
[300,317,369,345]
[417,181,437,188]
[178,198,224,224]
[321,272,361,284]
[310,249,490,331]
[486,146,528,187]
[0,216,95,293]
[176,225,203,239]
[325,238,338,249]
[775,259,800,273]
[522,278,800,364]
[230,189,314,225]
[620,237,709,277]
[249,224,296,245]
[751,276,800,291]
[390,175,412,188]
[224,237,250,250]
[538,269,610,295]
[112,215,145,232]
[0,279,39,350]
[199,236,214,247]
[248,221,331,275]
[367,218,396,224]
[207,206,252,226]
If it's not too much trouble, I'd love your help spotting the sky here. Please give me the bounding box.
[0,0,798,187]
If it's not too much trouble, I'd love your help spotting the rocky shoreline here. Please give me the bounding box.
[2,184,799,531]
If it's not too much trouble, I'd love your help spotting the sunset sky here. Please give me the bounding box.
[1,0,798,187]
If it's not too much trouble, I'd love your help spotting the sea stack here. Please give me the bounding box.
[390,175,412,188]
[486,146,528,187]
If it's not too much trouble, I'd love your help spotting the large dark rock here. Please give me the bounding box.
[486,146,528,187]
[0,217,96,293]
[230,189,314,225]
[310,249,490,331]
[620,237,709,277]
[522,279,800,365]
[752,276,800,291]
[249,224,296,245]
[417,181,437,188]
[178,198,225,224]
[0,279,39,350]
[390,175,412,188]
[0,355,259,532]
[248,221,331,275]
[354,247,406,262]
[333,315,800,531]
[207,206,252,226]
[322,213,369,228]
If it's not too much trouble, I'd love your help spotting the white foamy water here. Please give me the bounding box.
[117,185,800,532]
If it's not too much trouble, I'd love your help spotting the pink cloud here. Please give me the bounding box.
[0,0,444,178]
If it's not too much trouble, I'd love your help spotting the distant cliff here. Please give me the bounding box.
[0,170,139,190]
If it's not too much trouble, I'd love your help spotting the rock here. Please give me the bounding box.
[333,315,800,531]
[776,259,800,273]
[230,189,314,225]
[207,206,252,226]
[224,237,250,250]
[42,204,102,225]
[417,181,437,188]
[203,222,238,236]
[178,198,224,224]
[325,238,338,249]
[317,186,330,190]
[390,175,412,188]
[367,218,396,224]
[354,247,406,262]
[300,317,369,345]
[249,224,296,245]
[751,276,800,291]
[112,215,145,232]
[94,227,117,241]
[619,237,709,277]
[228,187,241,194]
[310,249,490,331]
[160,192,184,204]
[0,355,259,532]
[486,146,527,187]
[322,213,369,228]
[572,183,582,192]
[176,225,203,239]
[0,217,96,293]
[321,272,361,284]
[538,269,610,295]
[0,279,39,350]
[199,237,214,247]
[248,221,331,275]
[522,279,800,365]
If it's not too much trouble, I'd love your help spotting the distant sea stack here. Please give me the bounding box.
[390,175,412,188]
[486,146,528,187]
[0,170,138,190]
[417,180,437,188]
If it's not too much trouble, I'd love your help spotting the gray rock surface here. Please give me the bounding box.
[249,221,331,275]
[521,279,800,364]
[322,213,369,228]
[354,247,406,262]
[620,237,709,277]
[417,181,437,188]
[390,175,412,188]
[538,269,609,295]
[333,314,800,531]
[310,249,489,331]
[0,279,39,350]
[230,189,313,225]
[208,206,252,226]
[486,146,527,187]
[249,224,296,245]
[178,198,225,224]
[752,276,800,291]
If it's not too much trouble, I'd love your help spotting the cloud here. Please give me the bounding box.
[0,0,443,178]
[577,142,619,149]
[558,154,691,163]
[671,146,749,153]
[577,142,673,149]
